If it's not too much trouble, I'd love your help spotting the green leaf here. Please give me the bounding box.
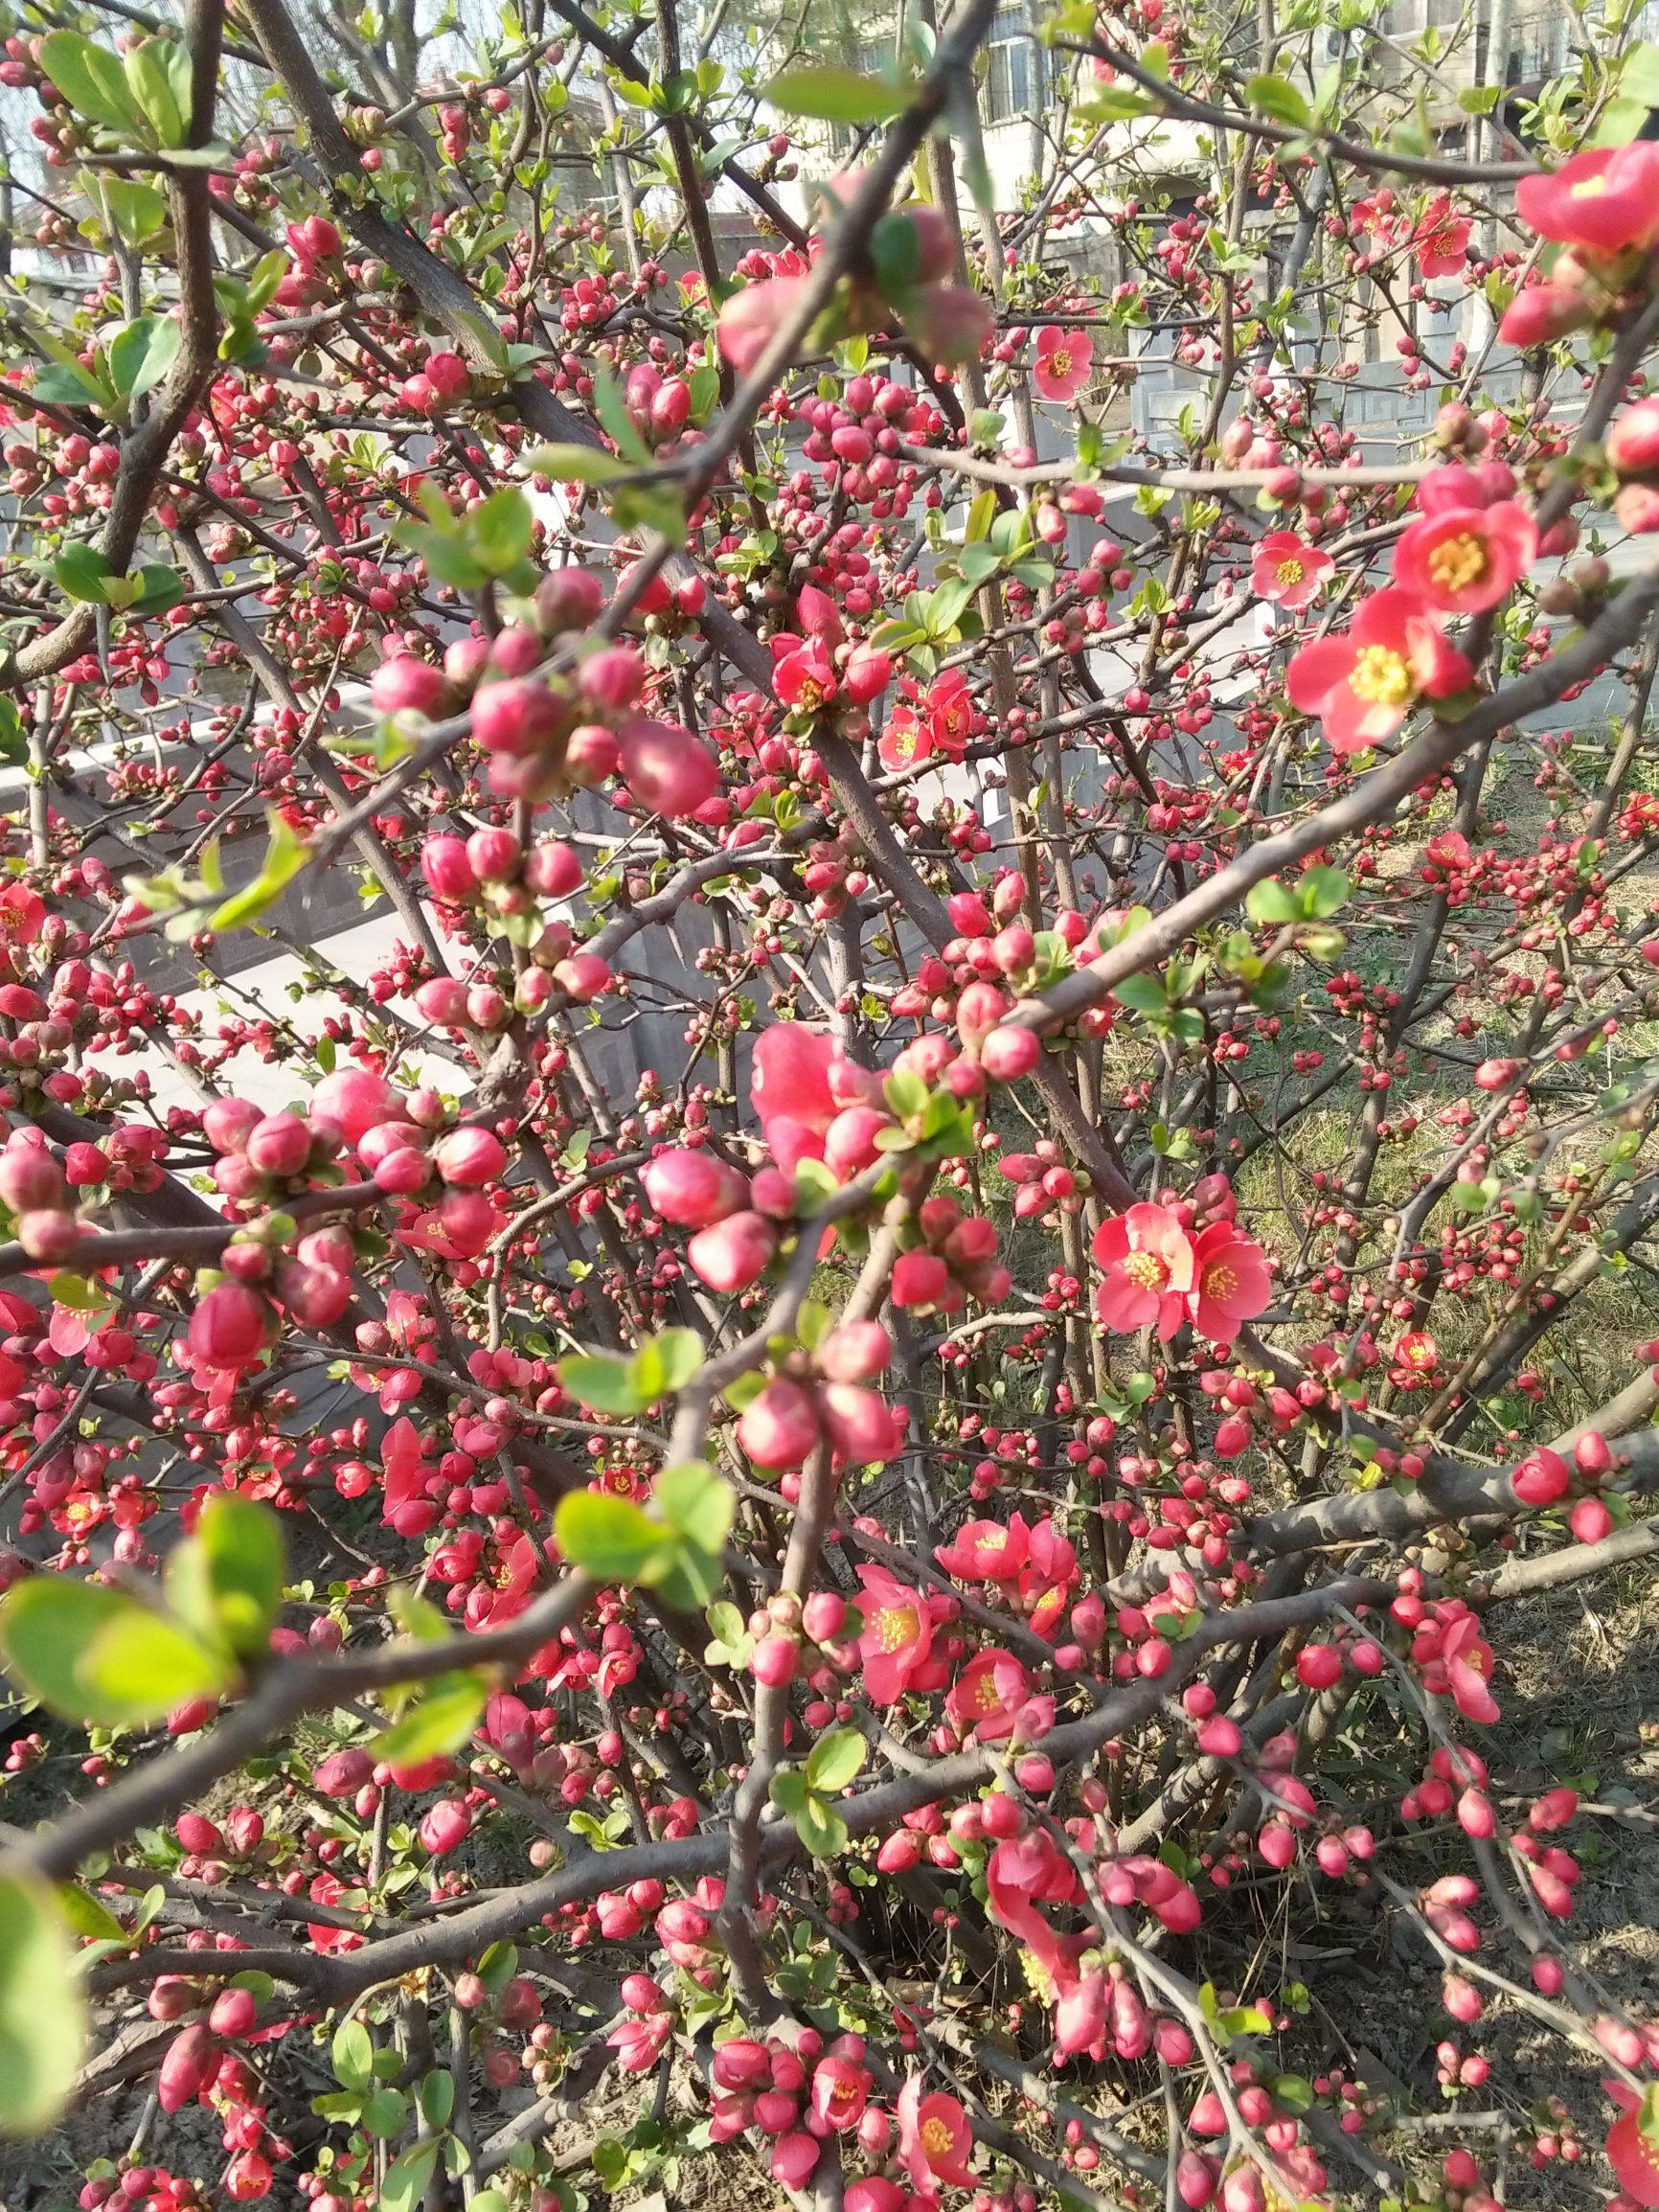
[379,2138,440,2212]
[769,1767,810,1814]
[55,544,114,604]
[805,1728,865,1794]
[206,811,308,932]
[92,176,169,247]
[1244,878,1301,926]
[870,210,921,297]
[167,1494,285,1658]
[883,1067,930,1120]
[332,2016,375,2091]
[419,2069,456,2130]
[652,1462,733,1552]
[107,315,180,400]
[55,1884,129,1943]
[652,1547,721,1610]
[766,64,905,123]
[124,38,186,146]
[525,443,629,485]
[1624,39,1659,106]
[703,1600,753,1667]
[0,1877,84,2134]
[361,2085,408,2137]
[1299,865,1352,919]
[374,1676,487,1765]
[794,1793,849,1859]
[556,1351,643,1416]
[127,563,184,617]
[40,33,139,131]
[75,1607,231,1723]
[1112,972,1168,1014]
[554,1491,665,1581]
[628,1328,702,1402]
[32,364,104,408]
[1245,72,1311,128]
[467,487,534,576]
[792,1156,841,1212]
[0,1578,228,1727]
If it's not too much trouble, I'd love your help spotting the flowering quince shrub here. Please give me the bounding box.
[6,4,1659,2212]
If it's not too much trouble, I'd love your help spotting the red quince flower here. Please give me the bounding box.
[1092,1202,1196,1339]
[1393,501,1538,615]
[897,2076,975,2192]
[1252,530,1333,610]
[925,671,975,759]
[944,1648,1031,1742]
[934,1513,1031,1582]
[855,1564,933,1704]
[1188,1219,1272,1343]
[1413,195,1471,280]
[774,636,838,717]
[878,705,933,773]
[1286,587,1473,756]
[751,1021,837,1173]
[1607,2099,1659,2209]
[1033,324,1094,403]
[1515,144,1659,257]
[1440,1610,1501,1725]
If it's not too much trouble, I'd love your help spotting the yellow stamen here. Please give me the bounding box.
[1350,645,1414,708]
[1123,1249,1170,1291]
[1426,531,1489,594]
[875,1605,917,1653]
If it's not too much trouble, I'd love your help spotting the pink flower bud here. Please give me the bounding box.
[312,1069,399,1144]
[737,1380,821,1471]
[187,1284,269,1372]
[471,676,565,757]
[617,717,720,819]
[433,1127,508,1187]
[642,1148,748,1229]
[370,655,451,719]
[816,1321,892,1383]
[419,1799,472,1856]
[687,1209,776,1292]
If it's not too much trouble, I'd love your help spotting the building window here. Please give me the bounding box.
[982,5,1044,125]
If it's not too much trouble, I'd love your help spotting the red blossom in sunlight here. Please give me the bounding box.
[750,1021,838,1173]
[896,2077,976,2192]
[1252,530,1333,610]
[1034,324,1094,402]
[1286,587,1474,754]
[1393,501,1538,615]
[934,1513,1032,1582]
[1515,144,1659,256]
[1412,195,1471,279]
[943,1647,1032,1742]
[1188,1220,1272,1343]
[1093,1202,1196,1338]
[773,636,838,716]
[854,1564,934,1703]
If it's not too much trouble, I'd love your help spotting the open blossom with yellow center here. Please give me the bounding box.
[1123,1247,1171,1292]
[1348,644,1415,709]
[856,1563,933,1701]
[873,1601,919,1653]
[1425,530,1489,594]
